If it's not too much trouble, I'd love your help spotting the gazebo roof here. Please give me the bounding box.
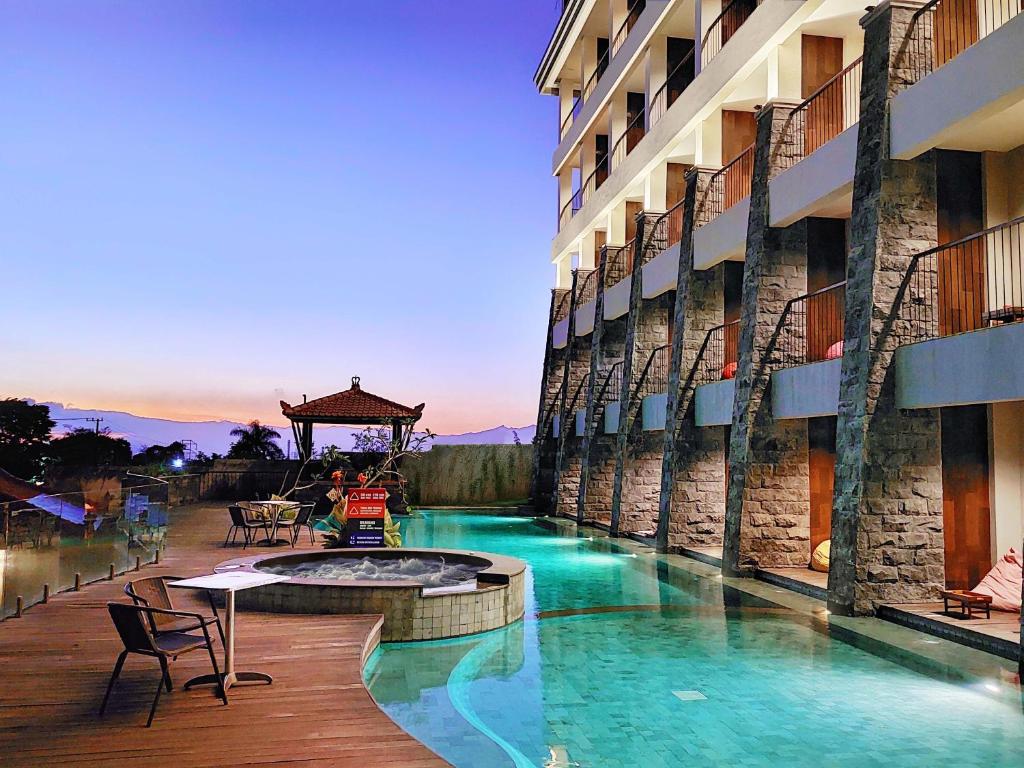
[280,377,424,425]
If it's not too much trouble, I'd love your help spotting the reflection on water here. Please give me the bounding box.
[366,512,1024,768]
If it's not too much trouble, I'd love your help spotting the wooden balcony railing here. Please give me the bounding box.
[576,268,599,305]
[697,143,755,226]
[603,243,632,288]
[696,320,740,385]
[558,154,610,231]
[902,216,1024,341]
[649,47,696,127]
[610,110,646,173]
[611,0,646,57]
[777,58,863,173]
[635,344,672,399]
[905,0,1021,85]
[779,282,846,368]
[701,0,762,68]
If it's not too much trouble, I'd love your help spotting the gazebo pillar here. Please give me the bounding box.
[300,423,314,460]
[391,420,403,447]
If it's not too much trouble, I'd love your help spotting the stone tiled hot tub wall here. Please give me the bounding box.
[220,548,526,642]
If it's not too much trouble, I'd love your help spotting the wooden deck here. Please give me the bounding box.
[0,503,448,768]
[879,601,1022,662]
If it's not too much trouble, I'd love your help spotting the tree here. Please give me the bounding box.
[0,398,54,480]
[227,421,285,460]
[48,428,132,467]
[132,441,186,468]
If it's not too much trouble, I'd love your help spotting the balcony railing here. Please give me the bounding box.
[639,199,685,267]
[697,143,755,226]
[902,216,1024,342]
[581,47,611,105]
[542,379,565,438]
[611,0,646,57]
[560,95,583,140]
[635,344,672,399]
[696,320,740,385]
[649,47,696,127]
[610,109,646,173]
[565,372,592,424]
[603,243,632,288]
[554,290,572,323]
[558,154,610,230]
[778,281,846,369]
[701,0,762,68]
[597,360,625,407]
[905,0,1021,85]
[576,268,599,305]
[778,58,863,173]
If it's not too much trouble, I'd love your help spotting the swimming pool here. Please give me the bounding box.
[364,511,1024,767]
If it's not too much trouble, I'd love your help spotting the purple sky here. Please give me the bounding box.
[0,0,559,434]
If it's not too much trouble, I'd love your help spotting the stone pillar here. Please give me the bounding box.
[657,169,729,553]
[555,270,594,517]
[610,211,664,535]
[530,288,570,514]
[829,1,943,616]
[723,100,811,576]
[580,250,629,527]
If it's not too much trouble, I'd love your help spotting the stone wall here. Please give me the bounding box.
[723,101,812,575]
[531,289,570,514]
[829,2,943,615]
[404,445,532,505]
[555,270,594,517]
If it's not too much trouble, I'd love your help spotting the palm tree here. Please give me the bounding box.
[227,421,285,460]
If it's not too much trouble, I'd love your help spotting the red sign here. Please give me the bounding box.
[346,488,387,519]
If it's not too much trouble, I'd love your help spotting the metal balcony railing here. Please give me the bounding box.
[559,95,582,140]
[576,268,598,305]
[553,290,572,323]
[777,58,863,173]
[696,320,740,385]
[638,199,685,268]
[565,372,591,426]
[701,0,762,68]
[904,0,1021,85]
[634,344,672,399]
[649,47,696,127]
[603,243,632,288]
[597,360,625,407]
[581,48,611,105]
[610,110,646,173]
[697,143,754,226]
[543,379,566,438]
[611,0,646,57]
[778,281,846,368]
[902,216,1024,342]
[558,153,610,231]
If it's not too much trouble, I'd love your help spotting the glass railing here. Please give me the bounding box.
[1,481,169,619]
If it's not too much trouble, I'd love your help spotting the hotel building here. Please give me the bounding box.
[531,0,1024,658]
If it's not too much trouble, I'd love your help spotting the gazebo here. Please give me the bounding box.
[279,376,424,461]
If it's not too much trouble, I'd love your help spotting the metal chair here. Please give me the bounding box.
[125,576,225,648]
[225,504,267,547]
[275,503,316,547]
[101,602,227,727]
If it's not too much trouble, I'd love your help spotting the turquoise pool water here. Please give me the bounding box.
[364,511,1024,767]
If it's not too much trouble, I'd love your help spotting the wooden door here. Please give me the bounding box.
[937,150,985,335]
[806,219,848,361]
[626,92,646,152]
[721,110,756,164]
[721,0,757,48]
[594,230,607,268]
[666,37,696,104]
[624,201,644,272]
[724,261,743,368]
[808,417,837,552]
[802,35,845,153]
[666,162,689,246]
[595,135,610,187]
[941,405,991,590]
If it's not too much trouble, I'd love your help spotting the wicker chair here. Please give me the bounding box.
[125,576,225,648]
[101,602,227,727]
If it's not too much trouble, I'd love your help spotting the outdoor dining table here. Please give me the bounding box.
[249,500,299,546]
[169,571,290,692]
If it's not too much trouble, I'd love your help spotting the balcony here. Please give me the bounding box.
[694,320,739,427]
[552,289,572,349]
[895,217,1024,407]
[701,0,763,69]
[597,360,625,433]
[769,58,863,227]
[649,47,696,128]
[890,1,1024,159]
[603,243,634,320]
[640,201,685,299]
[559,153,610,231]
[634,344,671,430]
[693,146,754,269]
[565,373,591,438]
[609,109,647,175]
[770,282,845,420]
[574,268,599,336]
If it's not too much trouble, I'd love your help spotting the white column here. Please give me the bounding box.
[581,231,598,269]
[556,255,573,288]
[645,36,667,127]
[695,112,723,167]
[607,202,628,245]
[644,162,669,211]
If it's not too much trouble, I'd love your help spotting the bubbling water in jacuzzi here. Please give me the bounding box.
[260,555,485,588]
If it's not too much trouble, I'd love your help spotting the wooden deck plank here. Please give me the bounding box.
[0,503,449,767]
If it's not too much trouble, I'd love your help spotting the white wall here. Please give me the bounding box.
[990,401,1024,558]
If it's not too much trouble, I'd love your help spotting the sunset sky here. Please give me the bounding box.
[0,0,557,434]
